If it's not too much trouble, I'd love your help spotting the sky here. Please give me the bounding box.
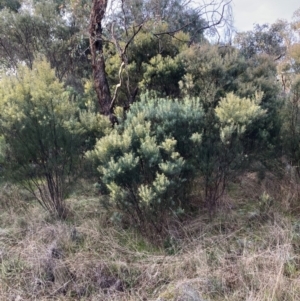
[232,0,299,32]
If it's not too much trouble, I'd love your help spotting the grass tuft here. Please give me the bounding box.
[1,172,300,300]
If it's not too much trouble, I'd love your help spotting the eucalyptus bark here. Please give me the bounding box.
[89,0,112,116]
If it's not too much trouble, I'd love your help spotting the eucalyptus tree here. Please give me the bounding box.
[88,0,233,117]
[0,0,90,92]
[234,23,287,60]
[0,0,21,11]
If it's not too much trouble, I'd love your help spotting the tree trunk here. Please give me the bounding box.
[89,0,112,116]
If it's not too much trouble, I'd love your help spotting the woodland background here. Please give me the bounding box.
[1,0,300,300]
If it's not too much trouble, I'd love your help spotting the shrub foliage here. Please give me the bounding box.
[86,95,204,234]
[0,59,84,218]
[87,92,266,234]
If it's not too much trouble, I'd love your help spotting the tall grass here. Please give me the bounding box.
[1,172,300,300]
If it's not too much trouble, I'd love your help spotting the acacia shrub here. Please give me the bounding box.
[86,95,203,235]
[0,59,88,219]
[179,44,280,210]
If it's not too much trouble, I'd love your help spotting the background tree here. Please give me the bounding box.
[0,0,21,11]
[0,0,90,93]
[89,0,232,116]
[234,22,287,60]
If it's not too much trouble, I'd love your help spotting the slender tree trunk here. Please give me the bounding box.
[89,0,112,116]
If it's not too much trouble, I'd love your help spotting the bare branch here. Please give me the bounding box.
[109,20,144,110]
[123,23,144,55]
[110,61,125,110]
[151,0,233,44]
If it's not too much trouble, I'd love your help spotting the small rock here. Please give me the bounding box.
[157,283,206,301]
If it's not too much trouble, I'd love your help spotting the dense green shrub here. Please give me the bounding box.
[179,44,282,161]
[87,92,266,234]
[0,59,91,218]
[86,95,204,235]
[178,43,281,208]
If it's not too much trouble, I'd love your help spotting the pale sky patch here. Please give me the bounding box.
[232,0,300,32]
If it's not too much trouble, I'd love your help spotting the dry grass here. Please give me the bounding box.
[1,173,300,301]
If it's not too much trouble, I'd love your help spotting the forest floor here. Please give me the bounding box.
[1,171,300,301]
